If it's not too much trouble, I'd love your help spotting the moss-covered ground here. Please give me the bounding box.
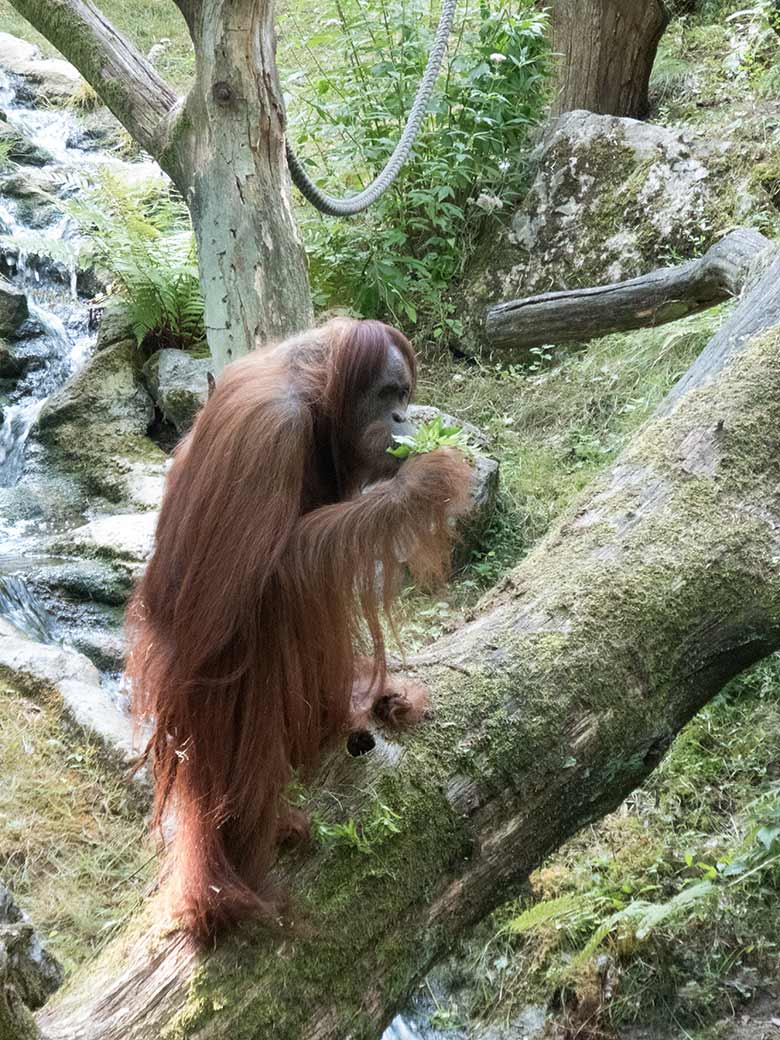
[0,682,153,972]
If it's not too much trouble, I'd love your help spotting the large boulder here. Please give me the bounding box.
[35,339,166,505]
[0,32,81,106]
[0,882,63,1011]
[0,280,28,337]
[143,348,212,434]
[456,110,752,352]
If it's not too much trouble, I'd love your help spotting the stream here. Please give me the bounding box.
[0,66,97,645]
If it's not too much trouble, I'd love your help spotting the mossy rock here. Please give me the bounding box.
[143,347,213,434]
[455,110,749,354]
[35,340,166,505]
[94,300,135,352]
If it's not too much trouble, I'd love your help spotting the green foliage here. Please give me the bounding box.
[65,171,206,353]
[730,2,780,94]
[388,414,471,458]
[0,137,11,172]
[284,0,549,340]
[313,802,403,854]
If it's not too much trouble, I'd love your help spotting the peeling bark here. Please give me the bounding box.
[31,225,780,1040]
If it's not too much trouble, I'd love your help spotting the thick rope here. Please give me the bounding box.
[286,0,457,217]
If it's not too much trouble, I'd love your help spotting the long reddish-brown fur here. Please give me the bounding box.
[126,318,472,942]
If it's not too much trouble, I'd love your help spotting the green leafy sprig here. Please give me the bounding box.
[387,415,472,459]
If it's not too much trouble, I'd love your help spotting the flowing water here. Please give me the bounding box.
[0,64,107,642]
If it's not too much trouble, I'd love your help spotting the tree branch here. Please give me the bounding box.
[7,0,180,159]
[483,228,772,353]
[32,233,780,1039]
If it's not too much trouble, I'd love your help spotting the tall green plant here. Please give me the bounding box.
[65,171,206,353]
[283,0,549,340]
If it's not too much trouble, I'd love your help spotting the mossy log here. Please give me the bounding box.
[484,228,772,353]
[27,246,780,1040]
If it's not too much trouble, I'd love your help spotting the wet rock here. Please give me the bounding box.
[75,265,107,299]
[55,511,158,564]
[71,627,126,673]
[65,124,112,151]
[408,404,499,562]
[94,299,134,352]
[0,280,28,337]
[0,119,53,166]
[0,338,28,384]
[0,881,63,1011]
[143,348,212,433]
[456,110,748,353]
[0,616,136,763]
[35,339,167,506]
[0,169,62,200]
[28,559,135,609]
[0,32,81,106]
[64,110,124,154]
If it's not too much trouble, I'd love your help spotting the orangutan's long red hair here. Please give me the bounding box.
[126,319,472,942]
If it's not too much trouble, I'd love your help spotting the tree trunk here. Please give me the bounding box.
[28,250,780,1040]
[168,1,313,370]
[8,0,313,369]
[483,228,771,353]
[550,0,670,119]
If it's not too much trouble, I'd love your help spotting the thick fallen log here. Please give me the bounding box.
[26,260,780,1039]
[484,227,771,353]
